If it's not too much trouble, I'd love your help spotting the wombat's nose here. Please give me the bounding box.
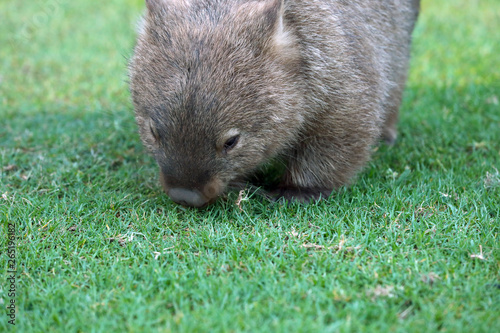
[168,188,208,208]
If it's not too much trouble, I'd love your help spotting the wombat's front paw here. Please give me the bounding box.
[382,126,398,146]
[272,186,332,203]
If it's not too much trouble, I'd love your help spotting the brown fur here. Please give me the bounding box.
[129,0,420,206]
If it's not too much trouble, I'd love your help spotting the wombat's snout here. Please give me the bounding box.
[167,188,208,208]
[160,172,223,208]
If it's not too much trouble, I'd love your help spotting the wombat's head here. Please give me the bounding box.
[129,0,304,207]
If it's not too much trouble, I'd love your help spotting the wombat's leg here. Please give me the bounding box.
[382,58,412,145]
[275,140,364,202]
[381,74,408,145]
[382,110,398,145]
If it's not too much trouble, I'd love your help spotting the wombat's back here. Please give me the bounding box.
[274,0,420,193]
[286,0,420,131]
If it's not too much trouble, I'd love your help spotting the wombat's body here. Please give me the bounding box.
[129,0,420,207]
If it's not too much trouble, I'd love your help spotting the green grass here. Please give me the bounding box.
[1,0,499,331]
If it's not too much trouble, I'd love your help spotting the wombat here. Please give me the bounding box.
[129,0,420,207]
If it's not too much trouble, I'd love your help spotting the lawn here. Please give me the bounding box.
[1,0,499,332]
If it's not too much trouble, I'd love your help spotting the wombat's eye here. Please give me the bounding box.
[223,135,240,153]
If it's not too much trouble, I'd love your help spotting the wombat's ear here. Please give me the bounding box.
[234,0,283,30]
[145,0,161,12]
[255,0,283,29]
[146,0,190,13]
[235,1,297,60]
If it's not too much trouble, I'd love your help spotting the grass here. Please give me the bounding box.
[1,0,499,331]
